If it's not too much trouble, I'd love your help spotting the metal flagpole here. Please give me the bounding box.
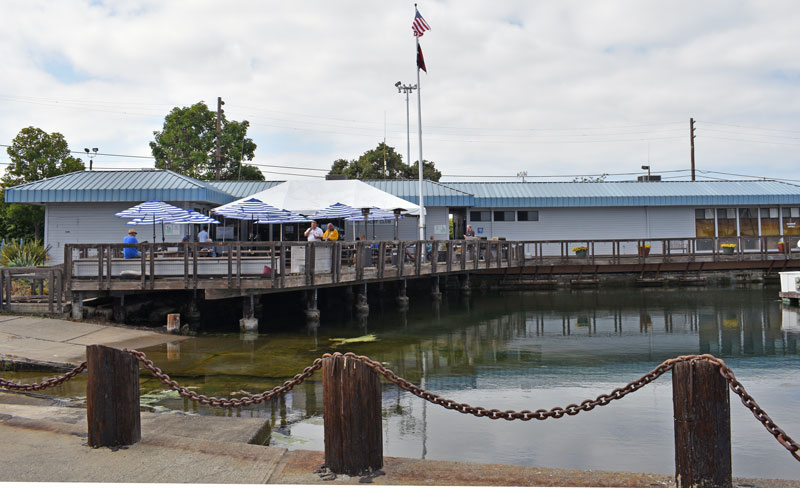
[416,35,425,240]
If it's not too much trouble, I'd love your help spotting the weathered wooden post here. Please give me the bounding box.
[166,313,181,334]
[86,344,141,448]
[672,358,732,488]
[322,354,382,475]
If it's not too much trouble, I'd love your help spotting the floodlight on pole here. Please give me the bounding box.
[641,165,651,180]
[84,147,98,171]
[395,81,417,179]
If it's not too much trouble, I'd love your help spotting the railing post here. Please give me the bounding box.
[672,359,732,488]
[86,344,141,448]
[322,354,382,475]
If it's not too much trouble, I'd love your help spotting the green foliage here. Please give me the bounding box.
[3,127,86,187]
[150,101,258,181]
[328,142,441,181]
[0,239,51,267]
[1,127,85,240]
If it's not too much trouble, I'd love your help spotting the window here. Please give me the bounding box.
[695,208,714,238]
[518,210,539,222]
[783,207,800,236]
[470,211,490,222]
[493,211,515,222]
[739,208,758,237]
[717,208,736,237]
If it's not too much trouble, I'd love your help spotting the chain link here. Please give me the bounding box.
[126,349,800,463]
[125,349,323,408]
[0,362,87,391]
[333,352,800,462]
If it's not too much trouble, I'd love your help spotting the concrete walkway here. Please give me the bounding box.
[1,392,799,486]
[0,314,183,369]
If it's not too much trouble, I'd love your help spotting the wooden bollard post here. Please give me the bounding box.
[86,344,141,448]
[672,359,731,488]
[166,313,180,334]
[322,354,382,475]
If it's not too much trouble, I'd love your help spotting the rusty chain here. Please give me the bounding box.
[6,349,791,463]
[338,352,800,463]
[0,362,87,391]
[125,349,323,408]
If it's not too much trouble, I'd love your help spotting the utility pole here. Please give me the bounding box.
[690,118,696,181]
[216,97,225,181]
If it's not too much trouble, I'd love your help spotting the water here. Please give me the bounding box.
[8,285,800,479]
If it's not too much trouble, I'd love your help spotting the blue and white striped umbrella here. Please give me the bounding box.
[115,200,186,219]
[212,198,285,221]
[256,209,312,224]
[344,207,400,222]
[116,200,187,241]
[167,210,220,225]
[308,202,360,220]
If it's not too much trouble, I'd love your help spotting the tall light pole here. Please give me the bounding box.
[642,165,651,181]
[84,147,98,171]
[395,81,417,172]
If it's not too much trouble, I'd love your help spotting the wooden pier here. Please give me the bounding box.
[59,235,800,297]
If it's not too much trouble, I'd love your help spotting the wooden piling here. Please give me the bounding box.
[86,345,141,448]
[166,313,180,333]
[322,354,382,475]
[672,358,731,488]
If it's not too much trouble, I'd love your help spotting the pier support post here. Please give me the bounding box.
[431,275,442,300]
[460,273,472,296]
[112,295,126,323]
[304,288,320,321]
[71,292,84,319]
[86,345,141,448]
[396,279,409,309]
[672,358,732,488]
[240,292,258,331]
[354,283,369,316]
[185,295,201,332]
[323,354,382,475]
[166,313,181,334]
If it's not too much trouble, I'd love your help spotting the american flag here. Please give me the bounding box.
[412,8,430,37]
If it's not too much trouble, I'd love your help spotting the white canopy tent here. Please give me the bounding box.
[212,180,419,215]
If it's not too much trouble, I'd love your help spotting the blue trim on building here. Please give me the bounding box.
[4,170,236,204]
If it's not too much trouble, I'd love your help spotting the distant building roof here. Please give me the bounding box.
[364,180,474,207]
[441,180,800,207]
[4,169,236,204]
[206,180,283,199]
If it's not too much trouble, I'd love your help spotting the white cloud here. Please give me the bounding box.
[1,0,798,182]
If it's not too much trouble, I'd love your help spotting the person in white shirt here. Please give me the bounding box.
[304,221,324,241]
[197,226,209,243]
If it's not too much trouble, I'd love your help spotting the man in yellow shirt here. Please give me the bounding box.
[323,223,339,241]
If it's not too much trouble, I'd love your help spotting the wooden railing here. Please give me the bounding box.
[0,265,65,313]
[63,236,798,292]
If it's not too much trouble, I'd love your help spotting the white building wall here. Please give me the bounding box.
[45,202,206,264]
[342,206,449,241]
[467,206,696,255]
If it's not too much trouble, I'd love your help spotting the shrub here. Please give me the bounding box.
[0,239,51,267]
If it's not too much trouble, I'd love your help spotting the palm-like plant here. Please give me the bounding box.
[0,239,51,267]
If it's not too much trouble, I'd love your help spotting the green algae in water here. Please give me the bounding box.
[328,334,378,347]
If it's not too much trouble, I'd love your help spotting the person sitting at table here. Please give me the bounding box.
[197,226,210,243]
[464,225,475,239]
[200,239,217,257]
[123,229,140,259]
[323,223,339,241]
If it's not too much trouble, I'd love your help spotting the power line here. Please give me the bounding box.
[441,168,692,179]
[702,121,800,135]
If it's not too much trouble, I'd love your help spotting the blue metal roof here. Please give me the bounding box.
[441,181,800,207]
[4,170,236,204]
[207,180,283,198]
[365,180,475,207]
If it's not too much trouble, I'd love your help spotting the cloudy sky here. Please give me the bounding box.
[1,0,799,183]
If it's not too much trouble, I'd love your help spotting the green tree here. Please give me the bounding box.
[404,159,442,182]
[329,142,441,181]
[149,101,258,181]
[3,127,85,187]
[1,127,86,240]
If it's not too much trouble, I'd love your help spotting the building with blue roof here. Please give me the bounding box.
[5,169,800,264]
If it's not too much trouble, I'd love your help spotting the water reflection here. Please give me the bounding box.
[7,286,799,479]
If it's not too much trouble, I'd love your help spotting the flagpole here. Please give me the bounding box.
[416,35,425,241]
